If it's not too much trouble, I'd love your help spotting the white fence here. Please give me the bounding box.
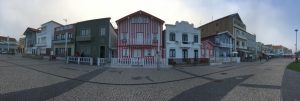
[110,58,166,67]
[210,57,240,63]
[67,57,93,65]
[97,58,106,66]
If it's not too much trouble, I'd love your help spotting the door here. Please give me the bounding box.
[100,46,105,58]
[182,49,188,59]
[133,49,141,58]
[194,50,198,60]
[137,33,143,44]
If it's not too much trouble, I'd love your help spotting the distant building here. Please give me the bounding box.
[23,27,40,55]
[245,32,256,60]
[75,17,117,62]
[201,39,214,58]
[0,36,17,53]
[201,31,234,62]
[53,24,75,57]
[164,21,201,65]
[256,42,264,57]
[18,37,25,53]
[36,21,62,55]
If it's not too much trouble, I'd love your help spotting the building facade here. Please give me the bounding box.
[23,27,39,55]
[164,21,201,65]
[17,37,25,53]
[53,24,76,57]
[115,10,165,67]
[201,39,214,58]
[0,36,17,53]
[75,17,117,62]
[202,31,234,62]
[199,13,254,62]
[36,21,62,55]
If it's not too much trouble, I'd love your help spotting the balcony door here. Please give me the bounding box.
[136,33,143,44]
[100,46,105,58]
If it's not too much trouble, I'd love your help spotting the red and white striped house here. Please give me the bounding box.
[113,10,166,67]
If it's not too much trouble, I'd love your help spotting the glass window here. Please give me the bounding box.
[122,48,128,56]
[182,34,188,42]
[100,28,105,36]
[170,32,175,41]
[194,35,198,43]
[169,49,176,57]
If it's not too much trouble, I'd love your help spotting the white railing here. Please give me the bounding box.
[110,57,166,67]
[67,56,93,65]
[210,57,240,63]
[97,58,106,66]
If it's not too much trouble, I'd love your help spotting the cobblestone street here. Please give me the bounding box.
[0,55,294,101]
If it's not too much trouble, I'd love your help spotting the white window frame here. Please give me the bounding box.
[100,28,105,36]
[122,48,128,56]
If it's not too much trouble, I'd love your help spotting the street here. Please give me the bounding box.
[0,55,294,101]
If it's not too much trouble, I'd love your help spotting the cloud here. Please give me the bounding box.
[0,0,296,51]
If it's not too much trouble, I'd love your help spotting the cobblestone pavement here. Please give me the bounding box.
[0,55,294,101]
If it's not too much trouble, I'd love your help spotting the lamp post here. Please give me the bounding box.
[295,29,298,62]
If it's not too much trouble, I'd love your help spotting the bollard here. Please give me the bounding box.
[66,57,69,64]
[78,57,80,64]
[90,58,93,65]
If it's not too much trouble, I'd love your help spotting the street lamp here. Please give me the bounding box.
[295,29,298,62]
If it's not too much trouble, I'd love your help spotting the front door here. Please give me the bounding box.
[194,50,198,59]
[183,49,188,59]
[100,46,105,58]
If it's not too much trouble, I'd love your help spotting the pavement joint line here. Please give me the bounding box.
[0,58,270,86]
[239,83,281,89]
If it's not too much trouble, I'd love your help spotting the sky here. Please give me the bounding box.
[0,0,299,52]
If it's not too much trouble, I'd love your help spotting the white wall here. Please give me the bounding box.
[165,21,201,63]
[36,21,61,54]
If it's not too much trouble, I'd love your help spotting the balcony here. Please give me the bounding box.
[237,45,247,49]
[35,43,47,47]
[76,35,91,41]
[219,43,232,48]
[180,41,192,48]
[52,39,73,44]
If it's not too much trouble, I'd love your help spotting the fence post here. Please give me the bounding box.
[78,57,80,64]
[97,58,100,66]
[66,56,69,64]
[90,58,93,65]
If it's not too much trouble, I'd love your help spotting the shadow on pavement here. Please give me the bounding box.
[0,68,107,101]
[281,69,300,101]
[169,74,253,101]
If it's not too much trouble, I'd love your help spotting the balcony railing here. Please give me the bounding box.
[52,39,73,44]
[219,43,232,48]
[76,35,91,41]
[180,41,192,48]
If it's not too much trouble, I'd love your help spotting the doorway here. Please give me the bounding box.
[100,46,105,58]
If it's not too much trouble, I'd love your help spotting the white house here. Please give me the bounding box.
[165,21,201,65]
[36,21,62,55]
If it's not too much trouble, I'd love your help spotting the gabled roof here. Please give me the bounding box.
[199,13,243,28]
[41,20,63,26]
[23,27,41,35]
[116,10,164,24]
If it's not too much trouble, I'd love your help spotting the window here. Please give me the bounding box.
[68,33,72,39]
[194,35,198,43]
[55,35,59,40]
[153,33,158,42]
[61,34,65,40]
[80,29,90,36]
[169,32,175,41]
[100,28,105,36]
[144,49,153,56]
[131,16,149,23]
[122,33,128,40]
[122,48,128,56]
[169,49,176,57]
[182,33,188,42]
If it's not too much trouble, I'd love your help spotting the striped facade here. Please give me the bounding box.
[116,10,165,63]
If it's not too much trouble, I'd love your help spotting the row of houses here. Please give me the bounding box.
[0,36,17,53]
[22,10,292,67]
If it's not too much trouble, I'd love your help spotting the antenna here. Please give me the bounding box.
[63,18,68,25]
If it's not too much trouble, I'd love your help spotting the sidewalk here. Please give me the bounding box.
[281,69,300,101]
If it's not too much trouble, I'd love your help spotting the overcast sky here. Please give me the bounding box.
[0,0,299,52]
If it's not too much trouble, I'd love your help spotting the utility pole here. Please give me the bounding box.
[7,36,9,53]
[295,29,298,62]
